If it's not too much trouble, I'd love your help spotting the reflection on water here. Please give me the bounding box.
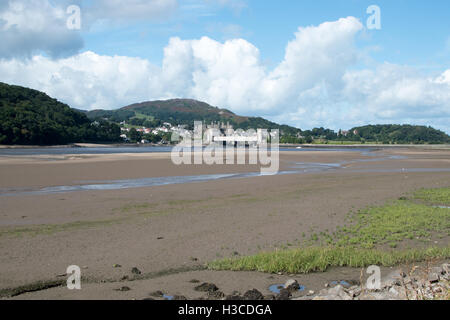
[1,147,449,197]
[0,171,298,197]
[0,146,377,157]
[0,146,174,156]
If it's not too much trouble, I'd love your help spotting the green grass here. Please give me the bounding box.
[413,187,450,206]
[208,247,450,274]
[333,200,449,248]
[208,187,450,274]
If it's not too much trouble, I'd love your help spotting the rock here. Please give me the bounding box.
[327,284,344,296]
[207,291,225,300]
[442,263,449,274]
[275,289,291,300]
[243,289,264,300]
[115,286,131,292]
[382,270,403,288]
[430,266,443,275]
[284,279,300,292]
[307,290,315,296]
[389,287,399,296]
[264,294,275,300]
[195,283,219,293]
[173,295,187,300]
[327,285,352,300]
[428,273,440,283]
[348,287,362,297]
[284,279,298,288]
[149,290,164,298]
[131,267,142,275]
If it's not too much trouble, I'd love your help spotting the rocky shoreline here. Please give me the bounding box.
[141,262,449,301]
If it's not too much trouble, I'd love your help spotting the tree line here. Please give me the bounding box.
[0,82,121,145]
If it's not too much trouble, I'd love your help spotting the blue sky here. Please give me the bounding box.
[82,0,450,71]
[0,0,449,132]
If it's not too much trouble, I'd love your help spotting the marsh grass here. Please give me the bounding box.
[333,200,449,248]
[208,247,450,274]
[413,187,450,206]
[209,187,450,274]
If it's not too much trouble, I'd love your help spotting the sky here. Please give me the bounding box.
[0,0,449,132]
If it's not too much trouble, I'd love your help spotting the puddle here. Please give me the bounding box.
[330,280,351,287]
[269,284,305,294]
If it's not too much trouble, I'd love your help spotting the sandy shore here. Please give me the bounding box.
[0,147,449,299]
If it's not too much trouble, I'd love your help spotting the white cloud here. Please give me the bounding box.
[0,16,449,132]
[0,0,179,58]
[0,52,158,110]
[0,0,83,58]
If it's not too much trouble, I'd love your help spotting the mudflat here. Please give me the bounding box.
[0,147,449,299]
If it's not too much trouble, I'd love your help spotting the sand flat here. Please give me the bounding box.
[0,147,449,297]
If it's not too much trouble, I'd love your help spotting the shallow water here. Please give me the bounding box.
[0,171,297,196]
[0,146,375,157]
[1,147,448,197]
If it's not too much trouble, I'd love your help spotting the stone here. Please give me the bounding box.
[131,267,142,275]
[428,273,440,283]
[264,294,275,300]
[442,263,449,274]
[225,294,244,300]
[173,295,187,300]
[348,287,362,297]
[284,279,300,292]
[327,284,344,296]
[307,290,315,296]
[207,291,225,300]
[149,290,164,298]
[116,286,131,292]
[243,289,264,300]
[326,285,352,300]
[430,266,443,275]
[389,287,399,296]
[275,289,291,300]
[195,283,219,292]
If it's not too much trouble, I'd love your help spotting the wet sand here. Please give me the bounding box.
[0,147,449,299]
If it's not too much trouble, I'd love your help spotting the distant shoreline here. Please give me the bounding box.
[1,143,450,150]
[0,143,162,149]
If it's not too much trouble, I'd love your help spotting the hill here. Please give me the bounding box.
[86,99,301,136]
[0,82,121,145]
[347,125,450,144]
